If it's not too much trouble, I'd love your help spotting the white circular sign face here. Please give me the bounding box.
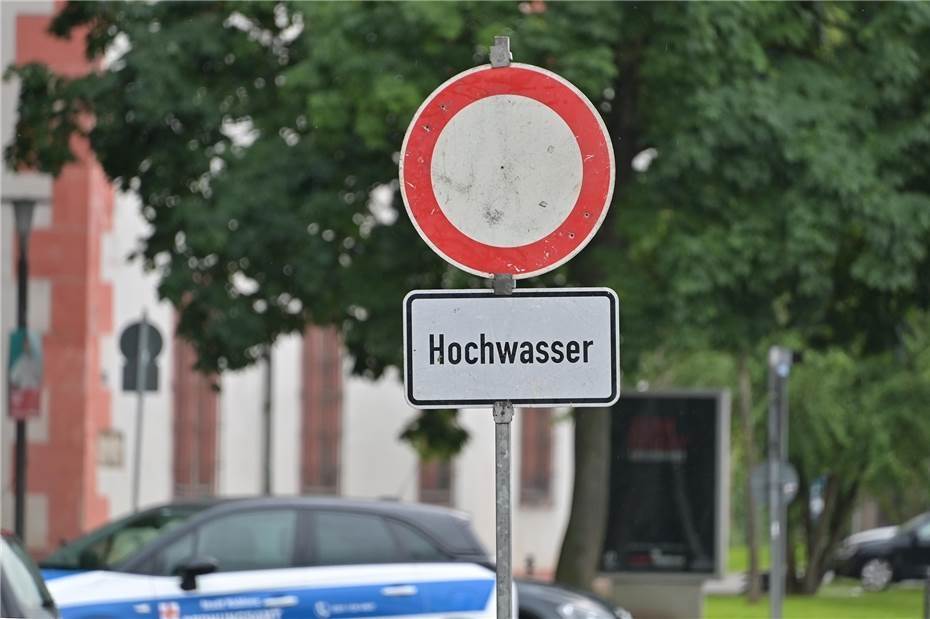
[400,63,615,279]
[431,94,583,248]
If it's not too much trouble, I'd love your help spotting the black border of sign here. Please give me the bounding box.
[403,288,620,408]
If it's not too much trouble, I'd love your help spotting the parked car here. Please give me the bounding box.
[834,510,930,591]
[516,579,632,619]
[43,497,631,618]
[45,497,499,618]
[1,530,59,618]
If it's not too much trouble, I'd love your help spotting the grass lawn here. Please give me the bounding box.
[707,581,925,619]
[727,544,770,573]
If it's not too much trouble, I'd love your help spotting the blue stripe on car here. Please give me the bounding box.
[58,579,494,619]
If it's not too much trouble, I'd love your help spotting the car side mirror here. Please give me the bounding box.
[177,557,218,591]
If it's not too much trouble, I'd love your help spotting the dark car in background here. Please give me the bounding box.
[834,511,930,591]
[516,579,632,619]
[42,497,632,618]
[1,531,59,618]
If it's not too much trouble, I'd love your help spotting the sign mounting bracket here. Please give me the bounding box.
[490,36,511,68]
[492,272,515,296]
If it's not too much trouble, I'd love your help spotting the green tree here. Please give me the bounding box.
[600,1,930,595]
[786,313,930,592]
[8,1,930,595]
[6,0,623,590]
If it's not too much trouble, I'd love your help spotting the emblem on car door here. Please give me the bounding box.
[313,601,331,619]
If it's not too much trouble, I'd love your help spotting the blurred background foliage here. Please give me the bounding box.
[6,1,930,592]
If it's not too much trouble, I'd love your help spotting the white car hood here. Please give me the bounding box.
[47,570,155,607]
[846,526,898,546]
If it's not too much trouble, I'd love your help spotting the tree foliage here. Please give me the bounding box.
[7,0,930,594]
[786,312,930,591]
[6,1,622,375]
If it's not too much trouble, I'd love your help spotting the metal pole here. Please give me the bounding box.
[13,227,29,540]
[131,310,150,511]
[261,346,273,495]
[192,382,201,494]
[767,353,780,619]
[488,38,514,618]
[768,347,791,619]
[492,273,514,619]
[777,353,790,610]
[493,400,514,619]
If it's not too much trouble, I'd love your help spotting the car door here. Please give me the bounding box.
[144,506,306,617]
[302,510,426,617]
[143,507,428,618]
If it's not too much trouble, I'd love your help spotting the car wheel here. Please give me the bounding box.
[860,558,893,591]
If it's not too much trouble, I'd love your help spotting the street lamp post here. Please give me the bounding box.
[9,198,36,541]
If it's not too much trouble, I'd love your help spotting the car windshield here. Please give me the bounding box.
[41,504,209,570]
[900,512,930,534]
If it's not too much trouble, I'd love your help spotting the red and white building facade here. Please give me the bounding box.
[1,1,574,578]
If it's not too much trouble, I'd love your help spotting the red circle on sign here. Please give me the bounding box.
[399,63,615,279]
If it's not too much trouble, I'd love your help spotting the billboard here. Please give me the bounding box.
[601,390,730,579]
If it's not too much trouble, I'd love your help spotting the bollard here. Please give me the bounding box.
[525,554,535,578]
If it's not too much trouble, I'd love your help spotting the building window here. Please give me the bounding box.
[419,459,453,506]
[173,336,218,497]
[520,408,553,506]
[301,326,342,494]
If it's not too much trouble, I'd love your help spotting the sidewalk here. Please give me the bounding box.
[703,572,746,595]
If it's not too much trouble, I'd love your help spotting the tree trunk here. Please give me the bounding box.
[786,516,802,593]
[803,474,837,593]
[555,407,611,590]
[788,466,812,592]
[802,476,861,593]
[555,40,638,592]
[738,353,762,602]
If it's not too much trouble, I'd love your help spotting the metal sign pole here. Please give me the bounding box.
[13,220,30,540]
[768,346,792,619]
[778,353,790,613]
[488,37,514,619]
[131,310,150,511]
[262,346,273,495]
[767,363,781,619]
[493,400,514,618]
[492,273,514,619]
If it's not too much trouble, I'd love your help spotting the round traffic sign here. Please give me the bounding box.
[400,63,615,279]
[119,321,164,359]
[751,462,800,505]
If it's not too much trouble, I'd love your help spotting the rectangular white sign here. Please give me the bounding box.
[403,288,620,408]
